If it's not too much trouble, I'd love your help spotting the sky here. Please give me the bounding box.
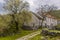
[0,0,4,3]
[25,0,60,11]
[0,0,60,12]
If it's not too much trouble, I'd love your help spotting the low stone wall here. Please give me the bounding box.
[41,30,60,37]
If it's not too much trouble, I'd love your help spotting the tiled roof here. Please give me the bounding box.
[44,13,56,19]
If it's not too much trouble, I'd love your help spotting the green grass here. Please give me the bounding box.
[29,34,42,40]
[0,30,36,40]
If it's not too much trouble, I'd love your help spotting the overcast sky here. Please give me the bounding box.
[0,0,4,3]
[25,0,60,11]
[0,0,60,12]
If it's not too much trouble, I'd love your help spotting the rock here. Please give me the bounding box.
[48,32,57,37]
[41,30,48,36]
[41,30,60,37]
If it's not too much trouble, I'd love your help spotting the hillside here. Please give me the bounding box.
[50,10,60,19]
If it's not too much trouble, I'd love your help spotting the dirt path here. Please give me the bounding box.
[16,31,40,40]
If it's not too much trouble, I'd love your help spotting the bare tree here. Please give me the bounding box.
[37,4,57,28]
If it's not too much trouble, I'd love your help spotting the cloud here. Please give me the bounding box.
[50,0,60,9]
[25,0,60,12]
[0,0,4,3]
[0,0,60,12]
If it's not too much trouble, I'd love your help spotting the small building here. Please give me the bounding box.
[24,13,58,30]
[23,13,42,30]
[43,13,58,29]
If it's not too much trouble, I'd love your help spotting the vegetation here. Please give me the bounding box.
[0,0,34,37]
[0,0,60,40]
[0,30,35,40]
[0,9,32,36]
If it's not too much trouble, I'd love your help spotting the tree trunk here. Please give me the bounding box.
[10,14,19,31]
[41,19,44,28]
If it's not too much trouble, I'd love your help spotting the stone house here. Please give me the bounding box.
[23,13,42,30]
[42,13,58,29]
[24,13,58,30]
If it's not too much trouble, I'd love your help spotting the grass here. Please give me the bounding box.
[29,29,42,40]
[0,29,37,40]
[29,34,44,40]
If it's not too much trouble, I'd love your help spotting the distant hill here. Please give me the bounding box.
[50,10,60,19]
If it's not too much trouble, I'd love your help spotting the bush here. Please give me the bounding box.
[55,27,60,30]
[55,24,60,30]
